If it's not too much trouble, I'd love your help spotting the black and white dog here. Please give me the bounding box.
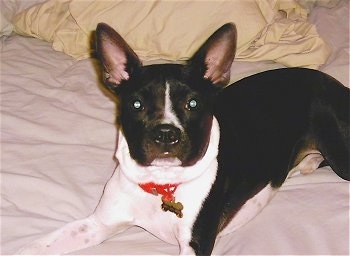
[18,23,349,255]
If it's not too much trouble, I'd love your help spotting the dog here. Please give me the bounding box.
[18,22,349,255]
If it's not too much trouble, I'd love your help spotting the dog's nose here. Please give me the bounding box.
[152,124,181,145]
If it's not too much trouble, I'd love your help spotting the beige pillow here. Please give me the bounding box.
[13,0,330,68]
[0,0,47,36]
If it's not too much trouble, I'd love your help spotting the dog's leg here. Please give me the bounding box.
[17,168,134,254]
[288,151,324,178]
[179,245,196,255]
[178,237,196,255]
[17,215,112,255]
[176,226,198,255]
[312,105,350,180]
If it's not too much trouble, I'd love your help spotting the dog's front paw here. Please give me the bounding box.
[17,241,56,255]
[16,217,111,255]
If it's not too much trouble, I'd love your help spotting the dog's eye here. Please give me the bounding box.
[132,100,144,111]
[186,99,198,110]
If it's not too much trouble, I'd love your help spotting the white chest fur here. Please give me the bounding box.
[95,118,221,245]
[130,158,218,245]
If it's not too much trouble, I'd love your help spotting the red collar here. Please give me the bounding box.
[139,182,180,201]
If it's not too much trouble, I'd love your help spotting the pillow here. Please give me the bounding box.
[12,0,330,68]
[296,0,342,11]
[0,0,47,36]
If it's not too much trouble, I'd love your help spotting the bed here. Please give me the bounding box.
[1,0,349,255]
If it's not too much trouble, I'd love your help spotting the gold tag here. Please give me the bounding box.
[161,198,184,218]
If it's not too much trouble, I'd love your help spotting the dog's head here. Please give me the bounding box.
[96,23,236,167]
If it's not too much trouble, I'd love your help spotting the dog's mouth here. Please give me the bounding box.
[150,156,182,167]
[148,150,182,167]
[125,120,213,168]
[136,128,209,167]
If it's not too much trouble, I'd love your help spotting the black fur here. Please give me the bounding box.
[95,22,349,255]
[115,64,219,166]
[190,67,350,255]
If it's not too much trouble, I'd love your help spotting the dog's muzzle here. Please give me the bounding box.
[149,124,183,166]
[152,124,181,145]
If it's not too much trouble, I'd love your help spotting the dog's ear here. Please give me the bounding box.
[96,23,142,88]
[188,23,237,87]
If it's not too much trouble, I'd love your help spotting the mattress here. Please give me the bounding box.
[1,0,349,255]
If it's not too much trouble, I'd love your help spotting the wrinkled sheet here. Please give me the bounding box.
[1,1,349,255]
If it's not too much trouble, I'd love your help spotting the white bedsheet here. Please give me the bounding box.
[1,1,349,255]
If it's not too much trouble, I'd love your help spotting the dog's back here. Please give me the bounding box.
[216,68,349,181]
[193,67,350,241]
